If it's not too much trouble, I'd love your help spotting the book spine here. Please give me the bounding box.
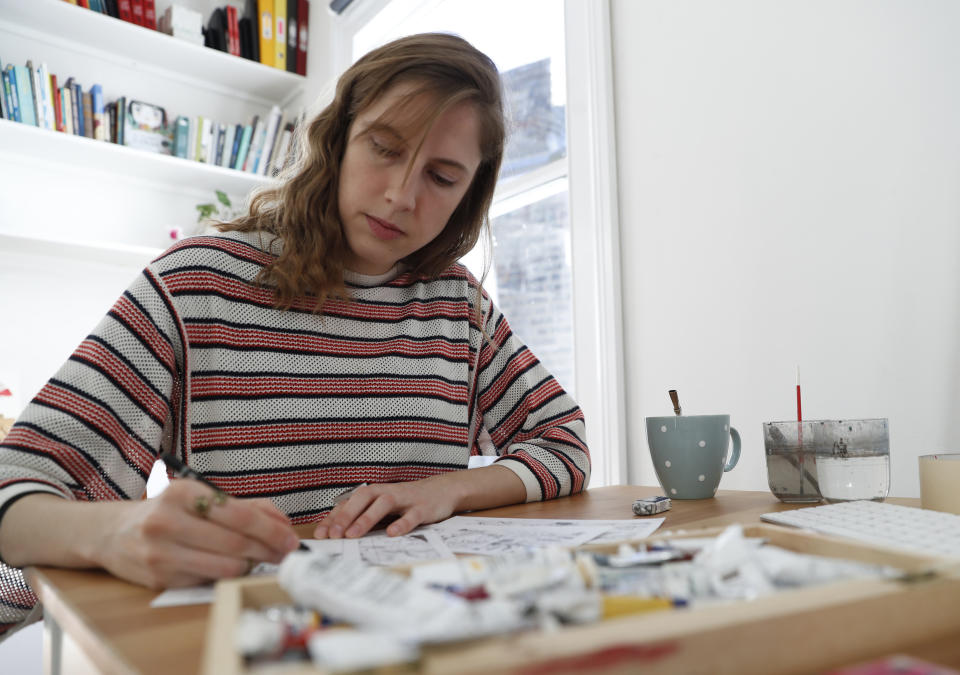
[131,0,144,26]
[219,124,236,167]
[143,0,156,29]
[90,84,105,140]
[51,73,63,131]
[39,64,56,130]
[193,115,204,161]
[274,0,286,70]
[285,0,298,74]
[258,106,282,176]
[258,0,275,67]
[28,62,45,128]
[118,0,133,22]
[13,66,37,126]
[228,123,243,168]
[8,68,21,123]
[226,6,241,57]
[173,115,189,158]
[116,96,125,144]
[296,0,308,77]
[82,91,94,138]
[0,70,12,121]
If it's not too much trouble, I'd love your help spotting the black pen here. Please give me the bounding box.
[159,453,310,552]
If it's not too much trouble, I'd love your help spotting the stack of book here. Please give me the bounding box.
[0,57,300,177]
[172,106,301,178]
[63,0,159,31]
[64,0,310,76]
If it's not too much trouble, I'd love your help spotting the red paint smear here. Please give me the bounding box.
[516,642,679,675]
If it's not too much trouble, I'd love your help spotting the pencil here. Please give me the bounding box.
[159,453,309,551]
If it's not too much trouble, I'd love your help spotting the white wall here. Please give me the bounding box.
[611,0,960,498]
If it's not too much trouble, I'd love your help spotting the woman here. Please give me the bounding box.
[0,33,589,638]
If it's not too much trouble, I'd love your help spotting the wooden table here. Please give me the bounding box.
[24,486,957,674]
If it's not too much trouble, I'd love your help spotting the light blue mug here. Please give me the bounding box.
[645,414,741,499]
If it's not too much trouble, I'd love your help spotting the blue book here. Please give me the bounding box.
[173,115,190,158]
[233,124,253,170]
[0,68,7,120]
[12,65,36,126]
[228,123,243,168]
[90,83,104,140]
[73,82,84,136]
[5,67,20,123]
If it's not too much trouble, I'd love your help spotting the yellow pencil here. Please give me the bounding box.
[602,595,675,619]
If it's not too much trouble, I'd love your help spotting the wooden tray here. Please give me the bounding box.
[203,524,960,675]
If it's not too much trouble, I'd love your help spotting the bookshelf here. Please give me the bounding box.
[0,0,306,257]
[0,0,305,108]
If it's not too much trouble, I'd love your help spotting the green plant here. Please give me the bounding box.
[196,190,236,223]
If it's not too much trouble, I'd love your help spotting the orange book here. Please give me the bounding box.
[257,0,274,67]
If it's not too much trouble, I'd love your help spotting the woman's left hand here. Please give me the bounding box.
[312,478,459,539]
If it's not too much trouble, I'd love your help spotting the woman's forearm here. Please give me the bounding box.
[0,494,107,568]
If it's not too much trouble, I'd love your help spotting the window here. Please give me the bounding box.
[334,0,625,487]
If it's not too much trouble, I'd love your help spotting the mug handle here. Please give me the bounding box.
[723,427,741,472]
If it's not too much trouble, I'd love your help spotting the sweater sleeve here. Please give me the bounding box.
[0,265,186,640]
[474,300,590,502]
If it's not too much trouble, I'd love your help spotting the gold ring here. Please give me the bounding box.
[193,495,211,518]
[213,491,228,506]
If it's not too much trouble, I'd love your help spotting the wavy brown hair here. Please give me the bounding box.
[220,33,506,311]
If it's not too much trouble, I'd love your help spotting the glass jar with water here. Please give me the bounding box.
[763,418,890,503]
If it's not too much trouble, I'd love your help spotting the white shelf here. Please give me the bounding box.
[0,0,305,107]
[0,118,272,196]
[0,232,163,267]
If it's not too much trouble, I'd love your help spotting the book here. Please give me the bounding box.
[274,0,286,70]
[34,63,52,129]
[233,122,254,170]
[5,67,21,123]
[51,73,63,132]
[27,62,46,128]
[12,65,37,126]
[124,99,171,154]
[226,5,241,57]
[224,123,240,168]
[245,113,267,173]
[285,0,298,74]
[82,91,94,138]
[269,121,294,176]
[143,0,156,29]
[104,0,119,18]
[296,0,308,77]
[257,0,274,68]
[90,83,105,140]
[244,0,260,63]
[0,68,8,121]
[206,8,227,51]
[60,86,72,134]
[257,105,283,175]
[239,17,253,60]
[118,0,133,22]
[219,123,236,167]
[105,101,115,141]
[195,116,207,161]
[115,95,126,144]
[173,115,190,158]
[131,0,144,26]
[214,122,226,164]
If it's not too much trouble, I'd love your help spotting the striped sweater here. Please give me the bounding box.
[0,231,589,637]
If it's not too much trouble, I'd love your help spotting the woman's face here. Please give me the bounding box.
[337,82,483,275]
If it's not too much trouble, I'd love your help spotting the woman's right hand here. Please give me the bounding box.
[92,479,301,588]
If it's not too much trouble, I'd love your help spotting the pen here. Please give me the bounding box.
[160,453,310,552]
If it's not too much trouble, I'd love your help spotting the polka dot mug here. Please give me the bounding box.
[645,415,741,499]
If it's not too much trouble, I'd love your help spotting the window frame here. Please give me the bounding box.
[330,0,625,487]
